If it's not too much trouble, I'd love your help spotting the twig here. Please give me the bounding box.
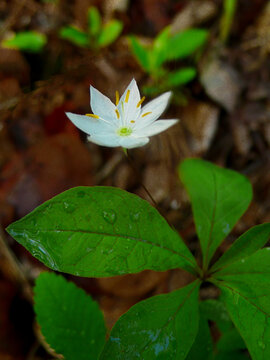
[0,226,32,301]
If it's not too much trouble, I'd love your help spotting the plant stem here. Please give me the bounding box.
[0,226,32,301]
[124,149,175,229]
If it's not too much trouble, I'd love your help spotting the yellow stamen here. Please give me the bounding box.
[125,90,130,103]
[137,96,145,108]
[130,120,135,124]
[142,112,152,117]
[115,91,119,105]
[85,113,99,119]
[115,109,120,119]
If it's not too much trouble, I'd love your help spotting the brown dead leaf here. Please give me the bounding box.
[200,57,242,112]
[98,270,169,298]
[1,134,93,218]
[181,100,219,155]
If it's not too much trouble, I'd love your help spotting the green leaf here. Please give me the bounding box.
[129,35,150,72]
[6,186,197,277]
[211,223,270,272]
[214,351,249,360]
[98,20,123,47]
[100,281,200,360]
[217,328,246,352]
[88,7,101,36]
[167,67,197,87]
[200,299,232,332]
[152,26,171,68]
[186,313,213,360]
[2,31,47,52]
[220,0,237,43]
[59,26,89,47]
[167,29,208,60]
[214,248,270,359]
[179,159,252,269]
[34,272,106,360]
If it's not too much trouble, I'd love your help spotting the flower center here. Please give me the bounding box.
[117,127,132,137]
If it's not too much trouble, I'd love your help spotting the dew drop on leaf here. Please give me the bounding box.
[102,209,117,224]
[63,202,76,214]
[258,341,266,349]
[130,212,140,222]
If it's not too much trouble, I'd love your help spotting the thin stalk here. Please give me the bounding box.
[220,0,237,43]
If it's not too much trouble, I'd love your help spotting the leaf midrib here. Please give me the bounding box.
[13,227,197,268]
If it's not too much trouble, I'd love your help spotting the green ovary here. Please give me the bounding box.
[117,127,132,137]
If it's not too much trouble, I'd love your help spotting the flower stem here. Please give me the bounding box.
[124,149,174,229]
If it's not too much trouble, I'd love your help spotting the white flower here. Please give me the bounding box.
[66,79,178,149]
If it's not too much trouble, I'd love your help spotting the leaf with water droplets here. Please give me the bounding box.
[213,248,270,359]
[6,186,197,277]
[34,272,106,360]
[100,281,200,360]
[179,159,252,269]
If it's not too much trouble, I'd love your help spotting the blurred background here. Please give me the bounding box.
[0,0,269,358]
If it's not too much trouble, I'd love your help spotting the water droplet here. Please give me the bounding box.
[102,209,117,224]
[63,202,76,214]
[77,190,85,198]
[258,341,265,349]
[130,212,140,222]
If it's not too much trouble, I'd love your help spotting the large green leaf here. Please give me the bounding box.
[214,248,270,359]
[167,29,208,60]
[100,281,200,360]
[34,272,106,360]
[6,186,197,277]
[2,31,47,52]
[179,159,252,269]
[211,223,270,273]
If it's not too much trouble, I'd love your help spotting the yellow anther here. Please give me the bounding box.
[115,109,120,119]
[130,120,135,124]
[142,112,152,117]
[125,90,130,103]
[85,113,99,119]
[137,96,145,108]
[115,91,119,105]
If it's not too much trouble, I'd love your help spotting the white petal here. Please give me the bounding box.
[118,79,141,125]
[135,92,172,130]
[87,133,120,147]
[119,136,149,149]
[135,119,179,137]
[66,112,114,135]
[90,86,118,123]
